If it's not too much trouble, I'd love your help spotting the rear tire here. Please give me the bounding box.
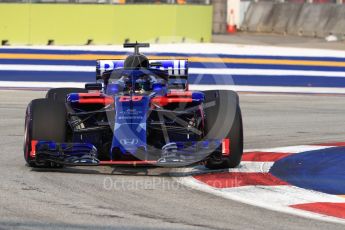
[46,87,87,102]
[24,99,67,167]
[203,90,243,169]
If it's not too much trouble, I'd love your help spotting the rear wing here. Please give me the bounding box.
[96,59,188,81]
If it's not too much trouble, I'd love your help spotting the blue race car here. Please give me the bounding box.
[24,43,243,169]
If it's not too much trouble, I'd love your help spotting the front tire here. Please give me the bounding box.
[24,99,67,167]
[203,90,243,169]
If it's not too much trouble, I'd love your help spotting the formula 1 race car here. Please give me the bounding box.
[24,43,243,169]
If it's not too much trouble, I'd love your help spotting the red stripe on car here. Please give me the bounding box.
[222,138,230,156]
[30,140,38,158]
[78,93,101,97]
[167,91,193,97]
[78,98,114,105]
[151,97,193,107]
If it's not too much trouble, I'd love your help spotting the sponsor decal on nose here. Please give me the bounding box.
[120,138,139,146]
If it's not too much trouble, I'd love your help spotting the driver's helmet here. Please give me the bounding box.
[118,75,132,91]
[118,74,153,92]
[136,75,152,92]
[124,54,149,69]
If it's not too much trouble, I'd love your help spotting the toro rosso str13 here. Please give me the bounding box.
[24,43,243,169]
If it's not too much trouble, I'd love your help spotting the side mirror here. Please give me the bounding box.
[85,83,102,91]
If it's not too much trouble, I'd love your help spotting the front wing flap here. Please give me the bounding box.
[33,141,99,166]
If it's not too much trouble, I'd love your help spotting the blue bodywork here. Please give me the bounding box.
[112,95,150,156]
[29,56,222,166]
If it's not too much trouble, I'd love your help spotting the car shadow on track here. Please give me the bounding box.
[30,165,175,177]
[28,163,232,177]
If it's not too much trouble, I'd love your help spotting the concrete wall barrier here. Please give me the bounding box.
[257,3,303,34]
[288,4,337,37]
[240,2,275,32]
[271,3,303,35]
[324,5,345,38]
[314,4,339,38]
[242,2,345,39]
[212,0,227,34]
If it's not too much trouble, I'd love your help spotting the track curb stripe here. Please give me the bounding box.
[241,152,291,161]
[291,202,345,219]
[193,172,289,188]
[177,144,345,224]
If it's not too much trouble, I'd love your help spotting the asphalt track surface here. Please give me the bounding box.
[1,90,345,230]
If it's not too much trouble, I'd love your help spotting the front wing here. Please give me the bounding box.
[29,139,228,167]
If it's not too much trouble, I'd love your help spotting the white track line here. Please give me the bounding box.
[222,185,345,206]
[0,64,95,72]
[2,44,345,57]
[0,81,86,88]
[189,68,345,78]
[1,65,344,78]
[189,85,345,94]
[190,162,274,174]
